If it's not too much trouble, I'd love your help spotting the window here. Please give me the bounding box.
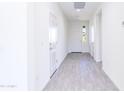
[49,27,57,44]
[82,26,87,43]
[49,12,58,47]
[91,26,94,43]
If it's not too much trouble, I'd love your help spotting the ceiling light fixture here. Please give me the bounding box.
[74,2,85,12]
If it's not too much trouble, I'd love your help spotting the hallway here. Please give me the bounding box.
[44,53,118,91]
[1,2,124,91]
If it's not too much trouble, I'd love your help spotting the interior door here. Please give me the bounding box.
[49,12,58,77]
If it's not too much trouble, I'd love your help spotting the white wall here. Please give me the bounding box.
[0,3,28,90]
[90,2,124,90]
[68,20,89,53]
[28,3,50,90]
[102,3,124,90]
[0,2,69,91]
[27,3,36,90]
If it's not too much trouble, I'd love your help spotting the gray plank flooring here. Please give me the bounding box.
[44,53,119,91]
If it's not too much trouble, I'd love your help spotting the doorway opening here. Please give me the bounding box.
[96,9,102,63]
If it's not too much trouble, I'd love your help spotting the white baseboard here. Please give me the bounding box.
[56,52,68,69]
[40,77,50,91]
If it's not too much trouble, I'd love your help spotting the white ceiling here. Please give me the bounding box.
[58,2,101,21]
